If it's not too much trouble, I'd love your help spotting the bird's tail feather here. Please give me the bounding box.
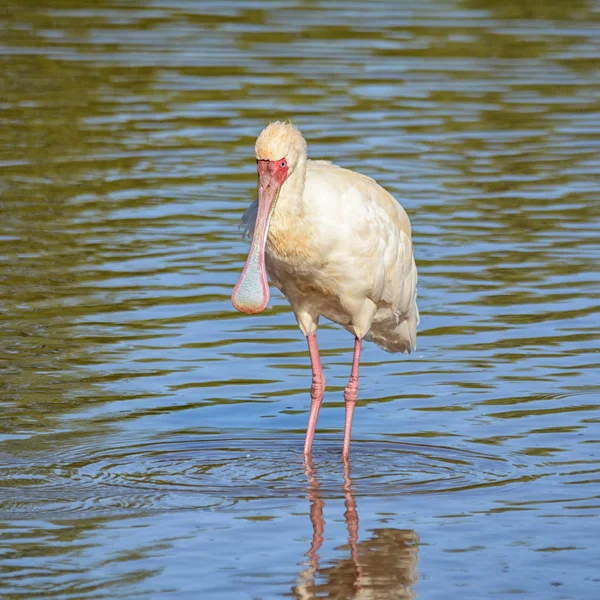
[363,305,419,354]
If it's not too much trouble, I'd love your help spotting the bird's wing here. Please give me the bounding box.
[306,160,411,237]
[359,177,417,316]
[305,160,417,316]
[240,199,258,240]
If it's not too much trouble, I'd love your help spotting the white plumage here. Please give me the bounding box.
[240,148,418,353]
[232,122,419,458]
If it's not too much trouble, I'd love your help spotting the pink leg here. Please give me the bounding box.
[342,337,362,459]
[303,334,325,455]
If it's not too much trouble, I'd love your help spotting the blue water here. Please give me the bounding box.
[1,0,599,597]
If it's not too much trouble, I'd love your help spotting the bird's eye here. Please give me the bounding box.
[280,160,286,168]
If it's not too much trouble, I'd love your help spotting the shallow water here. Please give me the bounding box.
[1,0,599,597]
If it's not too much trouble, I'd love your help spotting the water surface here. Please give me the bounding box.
[1,0,599,598]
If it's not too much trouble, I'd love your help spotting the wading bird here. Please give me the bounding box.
[232,122,418,458]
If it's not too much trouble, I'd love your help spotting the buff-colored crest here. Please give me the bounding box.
[254,121,307,162]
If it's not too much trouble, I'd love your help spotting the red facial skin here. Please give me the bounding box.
[257,157,289,192]
[231,157,290,314]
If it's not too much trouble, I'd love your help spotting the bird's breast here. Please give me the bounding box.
[265,219,333,298]
[263,199,353,311]
[266,217,316,263]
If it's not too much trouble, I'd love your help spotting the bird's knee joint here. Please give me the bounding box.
[311,384,325,400]
[311,376,325,401]
[344,383,358,404]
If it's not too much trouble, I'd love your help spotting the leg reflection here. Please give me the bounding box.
[343,457,362,585]
[294,458,420,599]
[304,455,325,574]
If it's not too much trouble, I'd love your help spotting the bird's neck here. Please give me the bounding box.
[266,157,310,260]
[272,156,308,225]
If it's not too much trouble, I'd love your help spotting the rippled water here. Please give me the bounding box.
[1,0,599,597]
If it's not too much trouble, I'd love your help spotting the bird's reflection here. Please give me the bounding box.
[294,458,419,599]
